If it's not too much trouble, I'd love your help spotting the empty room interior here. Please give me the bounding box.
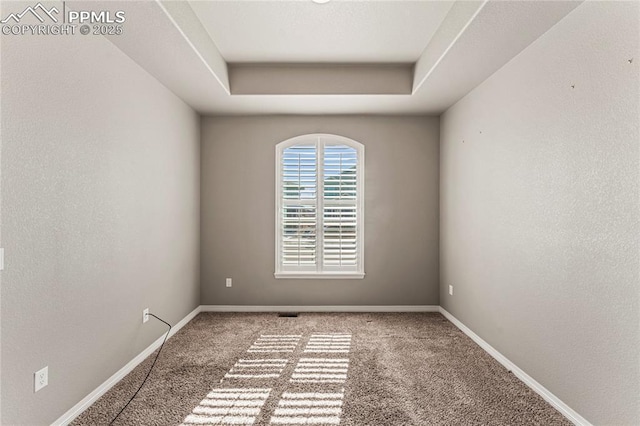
[0,0,638,425]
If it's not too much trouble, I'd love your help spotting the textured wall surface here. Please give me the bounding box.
[440,2,639,424]
[0,32,200,424]
[201,116,439,306]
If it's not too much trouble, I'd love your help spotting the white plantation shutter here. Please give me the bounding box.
[276,135,364,278]
[281,143,317,269]
[323,144,358,269]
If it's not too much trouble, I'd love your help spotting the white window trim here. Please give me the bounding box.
[274,272,366,280]
[275,134,365,279]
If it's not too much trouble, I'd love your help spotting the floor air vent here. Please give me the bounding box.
[278,312,299,318]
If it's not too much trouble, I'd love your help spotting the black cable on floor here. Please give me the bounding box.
[109,313,172,425]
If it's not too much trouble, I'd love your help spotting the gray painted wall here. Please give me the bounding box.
[439,2,639,425]
[201,116,439,306]
[0,32,200,425]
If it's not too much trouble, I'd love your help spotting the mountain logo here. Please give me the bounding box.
[1,2,60,24]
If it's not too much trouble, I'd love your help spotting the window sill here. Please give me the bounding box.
[274,272,365,280]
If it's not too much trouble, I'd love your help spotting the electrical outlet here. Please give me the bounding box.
[34,366,48,392]
[226,278,232,288]
[449,285,454,296]
[143,308,149,323]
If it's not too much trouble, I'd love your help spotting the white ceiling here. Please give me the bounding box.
[102,0,584,115]
[189,0,455,63]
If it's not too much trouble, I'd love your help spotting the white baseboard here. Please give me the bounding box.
[200,305,440,313]
[438,307,591,426]
[51,305,202,426]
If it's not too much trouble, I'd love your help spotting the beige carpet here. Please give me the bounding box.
[73,313,570,425]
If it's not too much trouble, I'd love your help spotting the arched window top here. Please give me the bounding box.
[275,134,365,279]
[277,133,364,151]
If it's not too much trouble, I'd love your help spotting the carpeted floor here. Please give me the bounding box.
[73,313,571,425]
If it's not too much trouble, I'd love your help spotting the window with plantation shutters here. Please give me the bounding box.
[276,134,364,279]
